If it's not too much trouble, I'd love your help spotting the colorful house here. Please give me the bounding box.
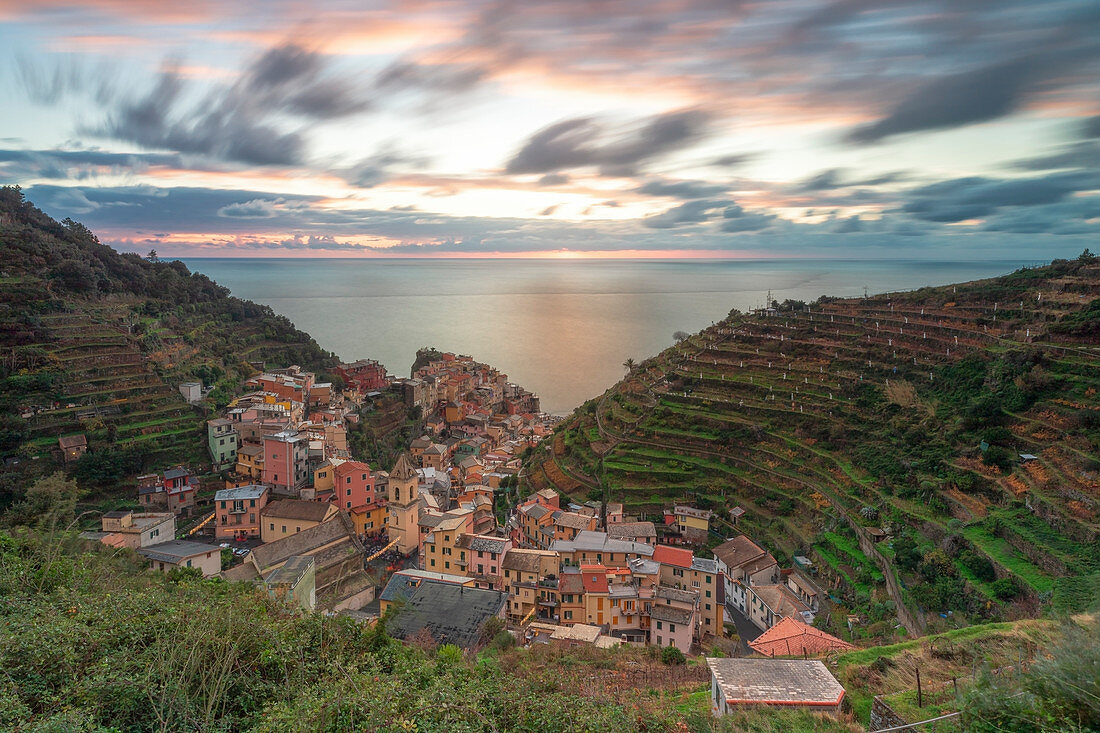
[260,499,340,543]
[706,659,846,717]
[333,460,375,511]
[207,418,240,469]
[262,430,308,495]
[138,540,221,577]
[214,484,270,540]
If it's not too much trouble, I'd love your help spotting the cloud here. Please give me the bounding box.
[636,178,729,199]
[1084,115,1100,138]
[537,173,569,186]
[97,44,371,166]
[1012,141,1100,172]
[505,109,710,175]
[720,211,776,232]
[642,199,725,229]
[217,198,285,218]
[902,172,1098,222]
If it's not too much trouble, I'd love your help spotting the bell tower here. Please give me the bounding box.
[386,453,421,556]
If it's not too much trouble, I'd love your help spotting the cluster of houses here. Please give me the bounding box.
[77,353,863,721]
[397,352,541,418]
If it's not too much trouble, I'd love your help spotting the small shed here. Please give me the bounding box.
[58,433,87,462]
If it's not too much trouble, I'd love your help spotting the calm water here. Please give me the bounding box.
[182,258,1032,414]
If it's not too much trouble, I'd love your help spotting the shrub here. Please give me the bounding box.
[660,645,685,666]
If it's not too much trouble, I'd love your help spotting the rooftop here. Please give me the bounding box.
[653,544,695,569]
[553,511,595,530]
[214,485,268,502]
[649,604,694,624]
[748,617,855,658]
[387,582,507,649]
[705,658,846,707]
[713,535,769,569]
[550,530,655,558]
[137,540,217,564]
[607,521,656,539]
[261,499,334,523]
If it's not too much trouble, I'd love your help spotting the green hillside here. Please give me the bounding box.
[524,254,1100,639]
[0,186,337,506]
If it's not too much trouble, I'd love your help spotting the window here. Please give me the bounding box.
[186,560,192,567]
[250,499,256,507]
[282,525,287,533]
[657,635,662,645]
[269,523,274,530]
[346,502,351,509]
[430,559,435,567]
[564,611,572,620]
[669,623,676,632]
[250,513,255,523]
[346,477,352,484]
[656,621,663,630]
[444,561,450,569]
[362,473,367,481]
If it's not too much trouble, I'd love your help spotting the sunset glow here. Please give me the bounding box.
[1,1,1098,259]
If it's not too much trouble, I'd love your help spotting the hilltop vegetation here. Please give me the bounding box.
[524,254,1100,639]
[0,187,337,506]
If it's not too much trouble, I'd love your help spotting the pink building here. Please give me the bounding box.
[333,460,375,511]
[457,534,512,587]
[262,430,308,495]
[214,484,270,540]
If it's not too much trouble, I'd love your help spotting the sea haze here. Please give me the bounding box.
[182,258,1034,414]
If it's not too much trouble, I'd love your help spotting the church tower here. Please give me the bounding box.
[386,453,421,556]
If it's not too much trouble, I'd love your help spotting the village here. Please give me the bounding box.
[80,351,858,719]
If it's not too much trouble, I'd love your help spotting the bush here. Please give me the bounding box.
[990,577,1023,601]
[660,645,685,666]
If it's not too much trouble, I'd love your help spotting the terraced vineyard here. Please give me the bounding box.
[0,187,337,497]
[525,255,1100,639]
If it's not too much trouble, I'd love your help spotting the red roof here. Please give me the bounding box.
[652,544,694,568]
[579,565,609,593]
[748,617,855,657]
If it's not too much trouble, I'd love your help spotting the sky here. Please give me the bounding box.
[1,0,1099,259]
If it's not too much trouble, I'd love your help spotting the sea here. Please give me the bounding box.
[181,258,1035,415]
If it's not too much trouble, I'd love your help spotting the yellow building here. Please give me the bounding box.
[235,444,264,480]
[260,499,339,543]
[350,502,387,537]
[313,457,346,494]
[422,510,473,574]
[501,548,558,622]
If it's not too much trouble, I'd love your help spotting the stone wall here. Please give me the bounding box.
[870,696,914,732]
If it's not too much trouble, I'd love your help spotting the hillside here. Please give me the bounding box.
[0,187,337,504]
[524,254,1100,639]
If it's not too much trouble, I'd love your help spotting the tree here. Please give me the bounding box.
[622,358,636,374]
[660,645,685,665]
[4,472,81,530]
[673,331,690,343]
[147,249,158,262]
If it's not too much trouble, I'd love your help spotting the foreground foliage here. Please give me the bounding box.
[0,529,856,733]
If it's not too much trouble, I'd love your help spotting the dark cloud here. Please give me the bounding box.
[505,109,710,175]
[847,57,1037,143]
[98,44,370,166]
[794,168,905,191]
[642,199,725,229]
[832,215,864,233]
[636,179,729,199]
[341,148,429,189]
[537,173,569,186]
[720,212,776,232]
[903,172,1098,222]
[710,154,754,168]
[1084,115,1100,138]
[217,199,284,219]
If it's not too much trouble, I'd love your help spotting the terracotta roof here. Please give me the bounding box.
[748,617,855,658]
[580,566,609,594]
[653,544,695,569]
[706,658,845,707]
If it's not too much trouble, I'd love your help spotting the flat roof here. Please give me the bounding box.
[706,658,845,707]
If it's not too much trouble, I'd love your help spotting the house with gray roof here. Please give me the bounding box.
[705,658,845,717]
